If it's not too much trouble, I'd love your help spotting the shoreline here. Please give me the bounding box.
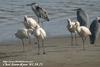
[0,36,100,67]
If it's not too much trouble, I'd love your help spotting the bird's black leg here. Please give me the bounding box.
[38,17,40,23]
[21,39,24,51]
[82,37,85,50]
[75,33,78,46]
[37,38,40,55]
[28,33,31,44]
[42,39,46,54]
[71,33,73,46]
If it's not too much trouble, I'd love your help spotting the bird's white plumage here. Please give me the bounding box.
[24,16,40,29]
[75,20,91,49]
[76,23,91,37]
[67,19,79,33]
[80,26,91,35]
[33,27,46,39]
[15,28,29,39]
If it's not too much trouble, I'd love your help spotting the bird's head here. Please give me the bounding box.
[75,21,80,27]
[31,3,36,5]
[24,15,28,22]
[72,8,82,11]
[96,17,100,23]
[45,16,49,21]
[67,19,73,28]
[42,11,49,21]
[26,2,37,6]
[76,8,82,11]
[67,19,71,24]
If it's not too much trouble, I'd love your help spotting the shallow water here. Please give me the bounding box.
[0,0,100,42]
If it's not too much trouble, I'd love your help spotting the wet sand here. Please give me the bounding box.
[0,36,100,67]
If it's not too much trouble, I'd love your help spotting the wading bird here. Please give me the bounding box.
[32,26,46,55]
[75,8,89,27]
[89,17,100,45]
[23,15,40,44]
[15,29,29,51]
[24,15,40,29]
[67,19,79,46]
[75,22,91,49]
[27,3,49,23]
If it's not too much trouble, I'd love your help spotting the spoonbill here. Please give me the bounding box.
[67,19,79,46]
[32,26,46,55]
[15,29,29,51]
[75,22,91,49]
[23,15,40,44]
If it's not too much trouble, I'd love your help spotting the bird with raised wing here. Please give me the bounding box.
[27,3,49,23]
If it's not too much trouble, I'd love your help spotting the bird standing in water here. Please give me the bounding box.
[67,19,79,46]
[75,22,91,49]
[27,3,49,24]
[89,17,100,45]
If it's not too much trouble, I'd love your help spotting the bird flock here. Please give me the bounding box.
[15,2,100,55]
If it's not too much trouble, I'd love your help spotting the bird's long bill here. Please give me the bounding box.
[26,3,32,6]
[72,9,77,11]
[46,17,49,21]
[72,8,80,11]
[45,15,49,21]
[26,3,36,6]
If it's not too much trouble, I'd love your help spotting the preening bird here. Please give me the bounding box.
[89,17,100,45]
[32,26,46,55]
[15,29,29,51]
[75,8,89,27]
[67,19,79,45]
[27,3,49,23]
[23,15,40,44]
[75,22,91,49]
[24,15,40,29]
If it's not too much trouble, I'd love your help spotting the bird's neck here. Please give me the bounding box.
[76,26,81,33]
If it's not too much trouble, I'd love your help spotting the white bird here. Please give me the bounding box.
[15,28,29,51]
[23,15,40,44]
[32,26,46,55]
[27,3,49,23]
[67,19,79,46]
[75,22,91,49]
[24,15,40,29]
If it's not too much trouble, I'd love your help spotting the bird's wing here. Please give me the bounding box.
[38,7,48,18]
[81,26,91,35]
[77,10,89,26]
[32,6,41,17]
[39,28,46,39]
[89,20,99,44]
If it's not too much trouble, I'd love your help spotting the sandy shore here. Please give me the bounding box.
[0,36,100,67]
